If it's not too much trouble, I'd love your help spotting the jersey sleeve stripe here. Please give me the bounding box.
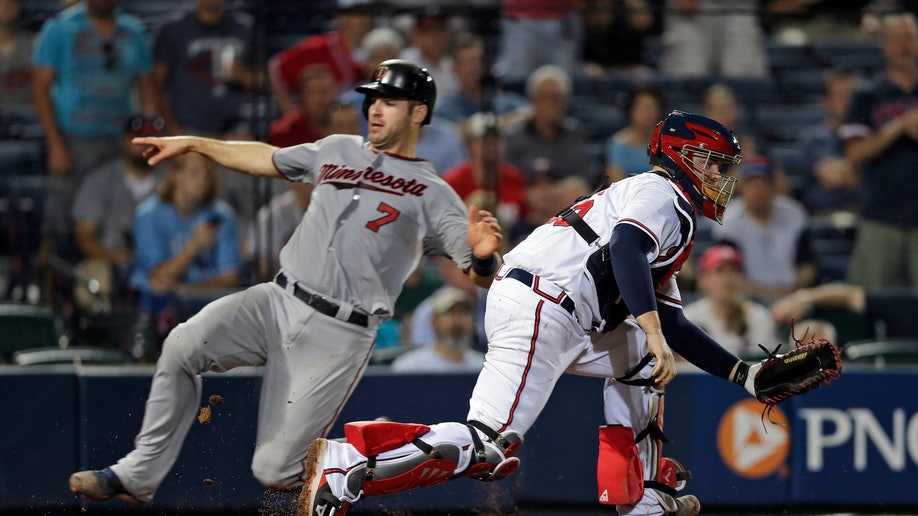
[655,292,682,308]
[617,218,661,250]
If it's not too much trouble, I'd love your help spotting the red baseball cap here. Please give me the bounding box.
[697,245,743,274]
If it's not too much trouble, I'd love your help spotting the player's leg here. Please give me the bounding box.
[250,289,378,490]
[296,277,586,515]
[572,323,695,515]
[70,284,279,504]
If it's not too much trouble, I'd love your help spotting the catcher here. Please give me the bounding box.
[296,111,842,516]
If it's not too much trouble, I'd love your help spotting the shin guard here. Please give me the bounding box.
[597,425,644,505]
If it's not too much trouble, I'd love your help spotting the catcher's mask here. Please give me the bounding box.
[355,59,437,125]
[647,110,742,224]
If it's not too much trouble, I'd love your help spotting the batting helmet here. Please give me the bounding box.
[355,59,437,125]
[647,110,742,224]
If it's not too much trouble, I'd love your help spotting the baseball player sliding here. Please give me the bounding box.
[298,111,779,516]
[68,60,504,505]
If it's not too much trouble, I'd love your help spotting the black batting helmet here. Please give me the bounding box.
[355,59,436,125]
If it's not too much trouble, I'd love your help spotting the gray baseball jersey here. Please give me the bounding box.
[273,134,473,316]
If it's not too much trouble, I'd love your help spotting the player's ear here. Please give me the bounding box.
[411,102,428,125]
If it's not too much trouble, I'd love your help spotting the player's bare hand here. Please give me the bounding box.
[133,136,195,166]
[467,205,503,258]
[646,332,677,387]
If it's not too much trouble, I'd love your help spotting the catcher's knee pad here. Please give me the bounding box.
[343,421,461,498]
[463,420,523,482]
[597,424,644,505]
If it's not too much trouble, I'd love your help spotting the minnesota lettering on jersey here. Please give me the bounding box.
[317,163,428,196]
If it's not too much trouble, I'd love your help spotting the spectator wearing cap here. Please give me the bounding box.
[71,115,167,310]
[152,0,258,137]
[683,245,778,359]
[391,287,486,374]
[267,0,374,115]
[399,10,458,101]
[711,157,818,304]
[441,112,529,230]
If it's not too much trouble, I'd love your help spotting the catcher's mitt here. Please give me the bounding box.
[751,334,842,408]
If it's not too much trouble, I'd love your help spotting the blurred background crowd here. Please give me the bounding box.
[2,0,918,371]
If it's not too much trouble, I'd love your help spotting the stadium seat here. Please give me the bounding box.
[808,212,857,283]
[843,338,918,365]
[0,140,45,176]
[0,303,60,363]
[753,102,825,144]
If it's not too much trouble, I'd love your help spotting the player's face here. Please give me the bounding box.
[365,96,418,151]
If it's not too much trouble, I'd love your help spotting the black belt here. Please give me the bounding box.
[275,272,369,328]
[501,268,576,315]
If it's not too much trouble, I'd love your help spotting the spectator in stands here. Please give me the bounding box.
[0,0,33,108]
[131,153,241,342]
[504,65,599,186]
[391,286,485,373]
[32,0,158,255]
[399,9,457,101]
[604,82,667,182]
[70,115,165,309]
[442,112,528,230]
[581,0,657,77]
[417,116,467,178]
[684,245,778,358]
[244,181,313,283]
[435,31,529,124]
[659,0,768,78]
[838,12,918,289]
[763,0,871,44]
[268,65,339,147]
[771,281,918,340]
[494,0,582,84]
[508,172,557,246]
[701,82,761,157]
[267,0,373,115]
[711,157,818,304]
[152,0,257,137]
[797,67,861,214]
[339,26,404,136]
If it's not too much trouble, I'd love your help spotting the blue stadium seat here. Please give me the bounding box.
[766,42,823,72]
[753,102,825,144]
[566,96,625,141]
[0,105,43,140]
[768,145,808,194]
[808,213,857,283]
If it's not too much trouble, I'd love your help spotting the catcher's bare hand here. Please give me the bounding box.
[646,332,677,387]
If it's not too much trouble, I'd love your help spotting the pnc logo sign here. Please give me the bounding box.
[717,399,790,478]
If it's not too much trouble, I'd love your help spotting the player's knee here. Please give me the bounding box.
[251,450,300,491]
[157,324,205,372]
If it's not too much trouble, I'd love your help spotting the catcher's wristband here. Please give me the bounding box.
[731,361,758,397]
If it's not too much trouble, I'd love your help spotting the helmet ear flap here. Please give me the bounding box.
[647,120,665,167]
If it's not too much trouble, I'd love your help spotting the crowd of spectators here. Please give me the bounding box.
[1,0,917,368]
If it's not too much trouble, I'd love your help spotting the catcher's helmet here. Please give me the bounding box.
[647,110,742,224]
[355,59,436,125]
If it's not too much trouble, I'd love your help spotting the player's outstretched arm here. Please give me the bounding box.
[133,136,283,178]
[466,205,503,288]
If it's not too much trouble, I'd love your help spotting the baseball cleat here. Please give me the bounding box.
[296,438,351,516]
[68,468,143,505]
[668,494,700,516]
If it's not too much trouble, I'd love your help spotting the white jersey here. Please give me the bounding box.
[503,172,696,331]
[272,134,472,317]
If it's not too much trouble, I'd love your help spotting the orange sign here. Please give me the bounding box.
[717,399,790,478]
